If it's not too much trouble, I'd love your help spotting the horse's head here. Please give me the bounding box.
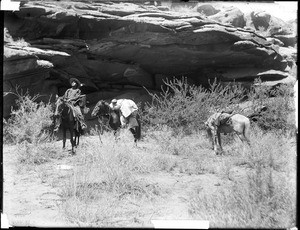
[54,95,66,117]
[91,100,110,117]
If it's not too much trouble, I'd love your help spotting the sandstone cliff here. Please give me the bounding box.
[3,1,297,118]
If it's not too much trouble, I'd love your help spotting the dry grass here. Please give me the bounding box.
[189,126,296,228]
[52,121,296,228]
[56,132,166,227]
[4,78,296,228]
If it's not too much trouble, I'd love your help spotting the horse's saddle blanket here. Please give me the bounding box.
[218,113,233,126]
[211,112,233,126]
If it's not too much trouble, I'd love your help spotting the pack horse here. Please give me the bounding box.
[91,100,141,143]
[205,112,251,155]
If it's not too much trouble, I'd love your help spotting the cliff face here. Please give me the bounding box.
[3,1,297,118]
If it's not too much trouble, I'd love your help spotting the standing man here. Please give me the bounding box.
[109,98,139,129]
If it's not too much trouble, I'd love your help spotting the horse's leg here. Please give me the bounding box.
[77,131,80,146]
[213,136,219,154]
[206,128,214,150]
[216,131,223,155]
[69,129,75,154]
[235,133,248,154]
[243,123,251,146]
[134,118,142,141]
[210,128,221,155]
[114,128,121,142]
[114,130,118,142]
[75,122,80,147]
[62,128,66,149]
[129,127,137,142]
[235,123,251,146]
[237,133,251,150]
[131,127,139,146]
[236,133,243,142]
[97,125,103,144]
[74,130,79,147]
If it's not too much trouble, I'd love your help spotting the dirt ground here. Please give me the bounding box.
[6,129,296,228]
[3,145,75,227]
[2,135,238,228]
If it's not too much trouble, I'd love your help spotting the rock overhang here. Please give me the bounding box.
[3,1,297,118]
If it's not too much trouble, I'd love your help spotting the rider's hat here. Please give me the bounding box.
[111,99,117,104]
[69,78,82,88]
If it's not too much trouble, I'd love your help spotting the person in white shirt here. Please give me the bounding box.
[109,98,139,128]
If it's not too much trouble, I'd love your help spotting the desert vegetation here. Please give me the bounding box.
[3,78,297,228]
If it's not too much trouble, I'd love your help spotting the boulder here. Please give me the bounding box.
[245,11,293,37]
[209,6,246,28]
[197,4,220,16]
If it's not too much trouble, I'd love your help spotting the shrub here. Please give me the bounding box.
[189,174,296,228]
[142,77,246,133]
[248,78,294,133]
[58,136,163,226]
[4,88,54,144]
[189,125,296,228]
[4,87,56,164]
[142,77,294,136]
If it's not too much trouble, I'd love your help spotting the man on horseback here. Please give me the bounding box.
[109,98,139,129]
[54,78,87,132]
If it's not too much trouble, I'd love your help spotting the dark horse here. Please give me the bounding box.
[91,100,141,143]
[54,96,81,153]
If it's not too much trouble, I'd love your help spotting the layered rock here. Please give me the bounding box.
[3,1,297,118]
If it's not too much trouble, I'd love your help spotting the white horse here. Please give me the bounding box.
[205,112,251,155]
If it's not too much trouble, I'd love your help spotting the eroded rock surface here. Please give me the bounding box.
[3,1,297,118]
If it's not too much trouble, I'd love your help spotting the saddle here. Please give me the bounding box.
[66,103,85,131]
[66,103,79,117]
[217,112,234,126]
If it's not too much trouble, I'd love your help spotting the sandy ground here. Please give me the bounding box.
[3,141,234,228]
[3,132,287,228]
[2,145,78,227]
